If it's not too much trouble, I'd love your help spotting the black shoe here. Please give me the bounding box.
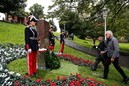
[91,68,96,71]
[25,73,29,76]
[91,66,96,71]
[122,78,129,84]
[99,76,107,79]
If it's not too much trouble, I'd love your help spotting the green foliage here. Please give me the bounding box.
[29,3,44,19]
[10,8,28,18]
[0,0,27,14]
[49,0,129,39]
[45,51,60,69]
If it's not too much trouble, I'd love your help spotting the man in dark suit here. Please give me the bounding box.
[48,27,55,51]
[91,35,107,71]
[101,30,129,84]
[59,31,65,53]
[25,15,39,77]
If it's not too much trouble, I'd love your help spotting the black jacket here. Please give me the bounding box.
[97,41,107,59]
[49,31,55,46]
[60,34,65,44]
[98,41,107,51]
[25,26,39,51]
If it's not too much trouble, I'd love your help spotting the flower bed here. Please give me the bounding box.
[56,54,95,67]
[0,43,105,86]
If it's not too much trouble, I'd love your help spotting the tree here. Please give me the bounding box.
[10,8,28,18]
[29,3,44,19]
[49,0,129,40]
[0,0,26,14]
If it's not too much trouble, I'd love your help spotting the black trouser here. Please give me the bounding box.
[104,57,127,79]
[92,55,105,70]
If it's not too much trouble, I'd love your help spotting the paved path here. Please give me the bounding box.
[64,39,129,68]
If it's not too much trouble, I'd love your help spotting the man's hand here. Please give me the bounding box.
[100,51,106,54]
[111,58,115,62]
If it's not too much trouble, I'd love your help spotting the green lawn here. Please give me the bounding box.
[0,21,129,86]
[68,35,129,53]
[0,21,25,44]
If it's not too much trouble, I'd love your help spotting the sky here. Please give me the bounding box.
[25,0,60,32]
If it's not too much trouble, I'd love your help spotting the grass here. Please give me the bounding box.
[119,43,129,52]
[0,21,25,44]
[0,21,129,86]
[67,35,129,53]
[7,40,129,86]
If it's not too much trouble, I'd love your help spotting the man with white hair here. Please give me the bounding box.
[100,30,129,84]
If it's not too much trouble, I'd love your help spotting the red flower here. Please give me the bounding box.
[75,80,81,86]
[14,80,21,86]
[23,75,30,79]
[46,78,52,82]
[50,82,56,86]
[69,82,75,86]
[98,82,103,85]
[89,84,96,86]
[56,76,60,80]
[62,76,67,81]
[35,78,42,83]
[76,73,81,79]
[41,85,46,86]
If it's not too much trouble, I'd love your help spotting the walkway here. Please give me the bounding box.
[64,39,129,68]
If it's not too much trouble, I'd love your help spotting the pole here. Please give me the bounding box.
[64,23,65,31]
[104,16,107,40]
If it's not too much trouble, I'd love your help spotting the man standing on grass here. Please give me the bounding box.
[24,15,39,77]
[59,31,65,54]
[100,30,129,84]
[48,27,55,51]
[91,35,107,71]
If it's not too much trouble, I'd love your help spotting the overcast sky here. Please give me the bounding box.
[25,0,60,32]
[25,0,53,14]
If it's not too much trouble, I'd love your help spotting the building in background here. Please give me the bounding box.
[0,12,5,21]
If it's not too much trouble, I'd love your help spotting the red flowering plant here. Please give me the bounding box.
[38,74,105,86]
[56,54,96,67]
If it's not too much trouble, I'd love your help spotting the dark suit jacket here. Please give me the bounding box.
[49,31,55,46]
[25,26,39,51]
[60,34,65,44]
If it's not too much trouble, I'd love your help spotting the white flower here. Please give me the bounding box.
[4,69,9,72]
[8,71,15,75]
[16,73,21,76]
[0,63,3,71]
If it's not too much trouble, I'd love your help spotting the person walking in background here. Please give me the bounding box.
[24,16,39,77]
[91,35,107,71]
[59,31,65,54]
[100,30,129,84]
[48,27,55,51]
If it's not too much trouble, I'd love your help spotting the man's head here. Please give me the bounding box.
[28,16,38,26]
[97,35,104,42]
[49,26,54,32]
[105,30,113,39]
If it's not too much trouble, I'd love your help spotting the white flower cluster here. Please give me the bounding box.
[0,43,26,86]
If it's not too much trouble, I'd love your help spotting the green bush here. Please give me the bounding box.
[45,51,60,69]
